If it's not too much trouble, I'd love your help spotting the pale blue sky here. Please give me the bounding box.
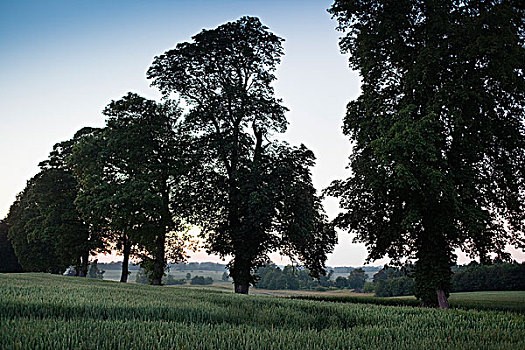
[1,0,522,265]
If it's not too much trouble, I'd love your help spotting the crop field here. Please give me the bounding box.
[1,274,524,349]
[289,290,525,313]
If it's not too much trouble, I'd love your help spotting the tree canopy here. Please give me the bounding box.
[70,93,193,284]
[148,16,336,293]
[327,0,524,307]
[6,130,97,275]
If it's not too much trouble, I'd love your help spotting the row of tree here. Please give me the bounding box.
[135,268,214,286]
[3,1,524,307]
[2,17,336,293]
[368,262,525,297]
[372,267,415,297]
[451,262,525,292]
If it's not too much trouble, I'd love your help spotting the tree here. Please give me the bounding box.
[190,276,213,285]
[148,16,336,294]
[6,170,86,274]
[186,273,192,280]
[335,276,349,289]
[6,132,97,275]
[70,93,193,285]
[451,262,525,292]
[164,275,186,285]
[348,268,366,289]
[87,259,105,279]
[70,126,135,282]
[221,271,229,282]
[135,267,149,284]
[0,219,22,273]
[39,128,101,276]
[328,0,524,308]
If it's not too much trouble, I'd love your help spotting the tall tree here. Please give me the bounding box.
[148,16,336,294]
[40,128,102,276]
[327,0,524,307]
[71,125,139,282]
[71,93,192,285]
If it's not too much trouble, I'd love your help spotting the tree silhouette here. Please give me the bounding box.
[327,0,524,307]
[148,16,336,294]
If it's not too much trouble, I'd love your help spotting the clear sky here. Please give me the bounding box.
[1,0,522,266]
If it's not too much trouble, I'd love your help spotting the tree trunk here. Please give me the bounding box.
[79,251,89,277]
[234,281,250,294]
[414,224,452,308]
[150,233,165,285]
[150,184,169,286]
[436,289,449,309]
[74,257,81,276]
[120,237,130,283]
[231,257,251,294]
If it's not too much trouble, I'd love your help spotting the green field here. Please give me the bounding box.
[1,274,524,349]
[289,290,525,313]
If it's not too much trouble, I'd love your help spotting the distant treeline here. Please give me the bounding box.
[329,266,381,274]
[255,265,369,291]
[371,262,525,297]
[252,262,525,296]
[96,261,379,274]
[452,263,525,292]
[97,261,228,272]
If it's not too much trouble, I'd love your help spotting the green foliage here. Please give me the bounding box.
[135,268,149,284]
[371,263,525,297]
[190,276,213,285]
[335,276,349,289]
[348,268,366,289]
[452,263,525,292]
[256,265,337,290]
[87,260,105,279]
[375,278,415,298]
[327,0,525,307]
[222,272,229,282]
[372,266,414,297]
[363,281,375,294]
[163,275,186,285]
[1,274,524,349]
[148,16,336,293]
[255,268,340,291]
[0,219,22,273]
[6,133,96,275]
[70,93,193,284]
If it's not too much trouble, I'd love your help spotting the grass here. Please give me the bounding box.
[1,273,524,349]
[290,290,525,313]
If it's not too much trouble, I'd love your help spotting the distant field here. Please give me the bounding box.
[101,270,525,312]
[1,273,524,349]
[102,269,371,283]
[102,270,138,281]
[102,269,226,282]
[332,271,376,280]
[286,290,525,313]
